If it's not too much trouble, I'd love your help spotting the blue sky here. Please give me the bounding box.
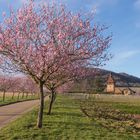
[0,0,140,77]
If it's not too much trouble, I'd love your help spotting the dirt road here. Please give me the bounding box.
[0,98,48,129]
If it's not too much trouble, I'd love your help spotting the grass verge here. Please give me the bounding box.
[0,95,140,140]
[0,96,38,106]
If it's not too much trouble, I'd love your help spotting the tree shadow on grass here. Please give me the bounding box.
[53,106,79,110]
[44,111,83,118]
[43,120,93,131]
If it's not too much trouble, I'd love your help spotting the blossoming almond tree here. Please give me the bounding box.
[45,61,105,115]
[45,62,87,115]
[0,1,111,128]
[0,75,16,101]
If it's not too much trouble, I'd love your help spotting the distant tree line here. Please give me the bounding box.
[0,75,39,101]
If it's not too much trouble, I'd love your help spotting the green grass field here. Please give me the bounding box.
[0,95,140,140]
[92,94,140,115]
[0,95,38,106]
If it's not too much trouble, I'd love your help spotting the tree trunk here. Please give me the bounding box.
[26,93,28,98]
[17,92,20,100]
[3,91,6,101]
[22,92,25,99]
[47,89,56,115]
[12,92,15,99]
[32,92,34,98]
[37,82,44,128]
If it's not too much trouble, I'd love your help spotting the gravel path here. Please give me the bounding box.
[0,97,48,129]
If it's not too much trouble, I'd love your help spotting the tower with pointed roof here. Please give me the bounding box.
[106,73,115,93]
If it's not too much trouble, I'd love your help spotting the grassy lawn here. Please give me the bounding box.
[0,96,38,106]
[0,95,140,140]
[103,102,140,114]
[92,94,140,114]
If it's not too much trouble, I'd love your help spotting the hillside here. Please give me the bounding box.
[96,69,140,87]
[68,68,140,93]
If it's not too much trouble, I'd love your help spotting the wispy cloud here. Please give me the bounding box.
[133,0,140,28]
[108,50,140,66]
[84,0,119,14]
[50,0,119,14]
[135,21,140,28]
[134,0,140,10]
[0,0,119,15]
[118,50,140,59]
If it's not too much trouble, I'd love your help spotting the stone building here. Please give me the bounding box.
[106,73,115,93]
[105,73,140,95]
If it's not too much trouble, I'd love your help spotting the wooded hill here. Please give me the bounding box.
[68,68,140,93]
